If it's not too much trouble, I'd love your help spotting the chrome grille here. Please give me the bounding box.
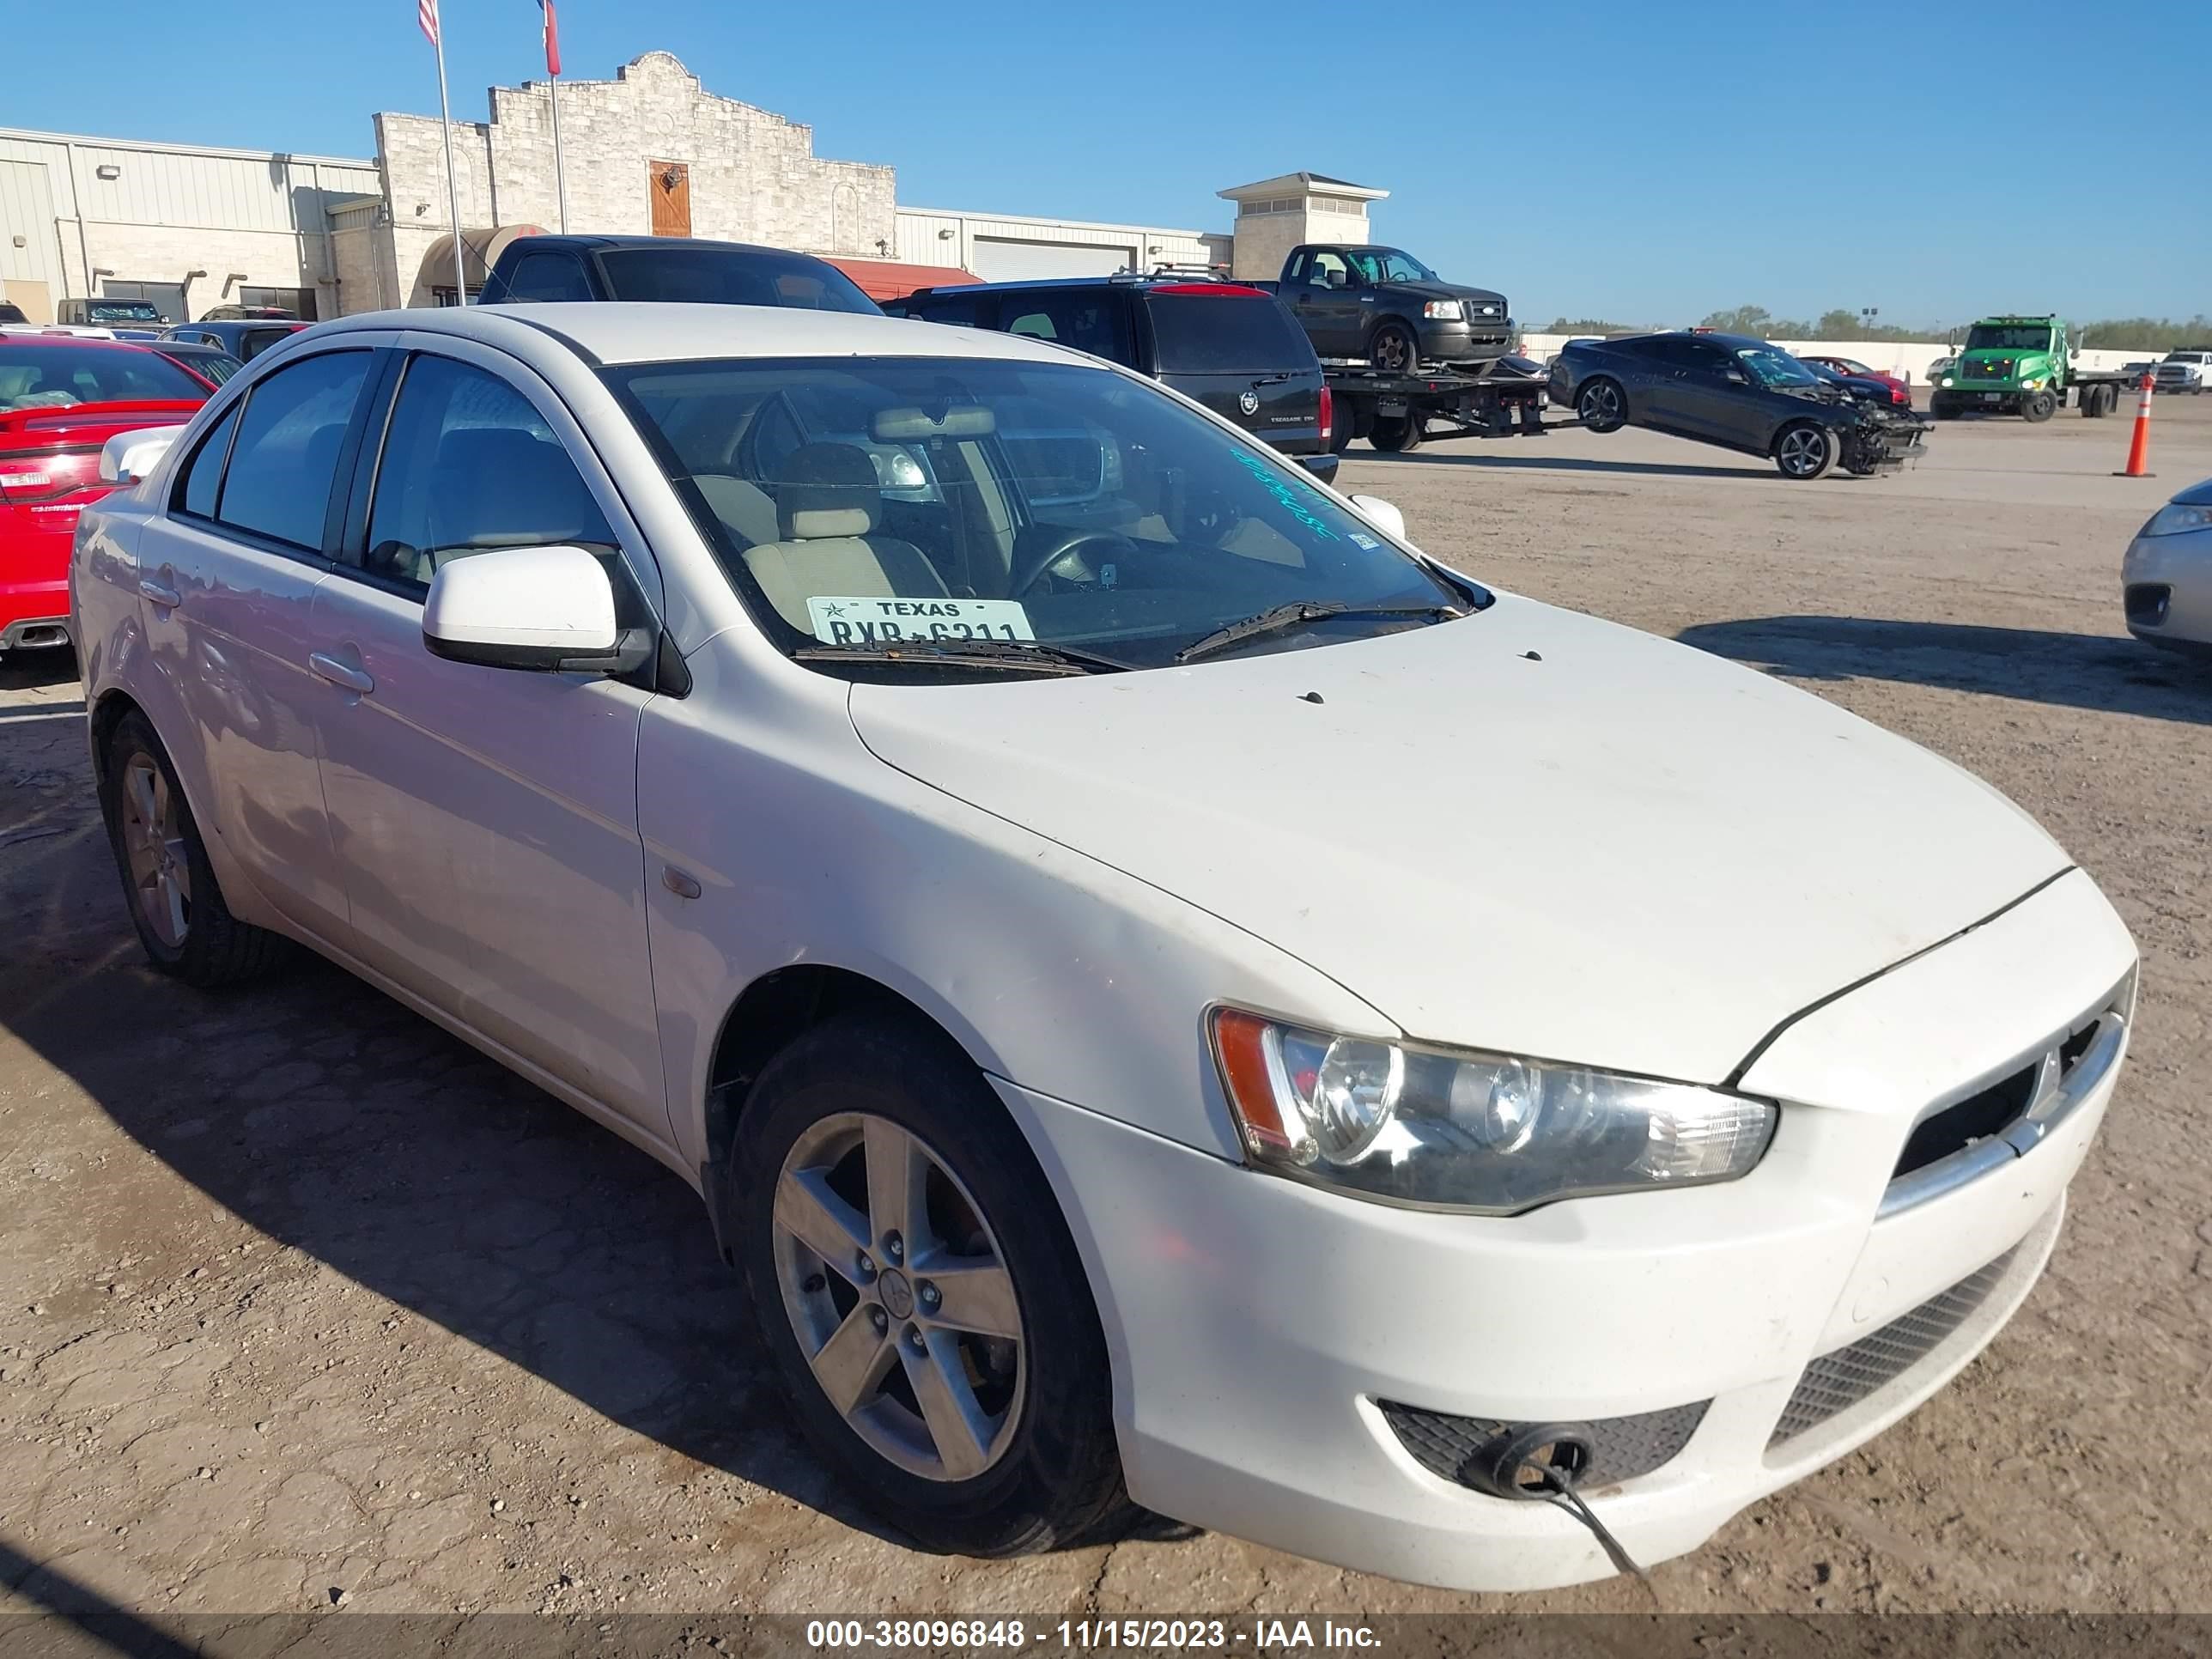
[1769,1246,2018,1447]
[1382,1399,1708,1489]
[1879,975,2131,1219]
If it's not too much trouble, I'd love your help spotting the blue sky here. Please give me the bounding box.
[17,0,2208,327]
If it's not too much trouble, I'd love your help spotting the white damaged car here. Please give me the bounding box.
[71,302,2135,1590]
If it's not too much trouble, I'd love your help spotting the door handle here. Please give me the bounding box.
[139,577,181,608]
[307,651,375,695]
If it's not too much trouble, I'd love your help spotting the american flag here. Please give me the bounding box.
[417,0,440,46]
[538,0,562,76]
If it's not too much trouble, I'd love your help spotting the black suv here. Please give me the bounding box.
[888,276,1338,483]
[478,234,880,314]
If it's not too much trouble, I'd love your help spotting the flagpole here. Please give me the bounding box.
[433,15,469,303]
[548,75,569,233]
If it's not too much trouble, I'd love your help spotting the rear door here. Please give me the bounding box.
[1140,289,1325,453]
[135,344,382,938]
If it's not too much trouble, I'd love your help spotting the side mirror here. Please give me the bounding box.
[98,425,181,484]
[1347,494,1408,544]
[422,544,647,674]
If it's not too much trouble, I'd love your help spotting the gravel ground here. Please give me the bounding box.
[1,395,2208,1625]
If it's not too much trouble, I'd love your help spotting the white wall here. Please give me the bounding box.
[896,207,1212,275]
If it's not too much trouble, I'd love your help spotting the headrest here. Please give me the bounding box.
[775,441,879,539]
[432,428,607,546]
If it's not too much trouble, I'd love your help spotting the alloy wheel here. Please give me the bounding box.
[119,753,191,948]
[772,1112,1026,1482]
[1778,427,1827,477]
[1579,381,1621,425]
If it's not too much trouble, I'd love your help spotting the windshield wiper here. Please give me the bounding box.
[1175,600,1462,664]
[792,637,1133,676]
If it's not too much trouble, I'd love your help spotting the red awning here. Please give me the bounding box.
[824,258,981,303]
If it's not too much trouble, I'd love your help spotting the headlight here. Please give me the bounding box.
[1422,300,1464,321]
[1210,1008,1776,1213]
[2142,502,2212,537]
[1941,375,1954,387]
[2021,375,2045,390]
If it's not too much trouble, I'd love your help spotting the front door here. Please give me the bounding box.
[134,345,380,938]
[649,161,691,238]
[306,340,672,1142]
[1285,249,1362,357]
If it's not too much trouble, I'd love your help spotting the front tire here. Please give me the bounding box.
[733,1012,1127,1557]
[1576,376,1626,433]
[1367,322,1419,375]
[2021,388,2057,422]
[1773,421,1837,480]
[99,710,285,987]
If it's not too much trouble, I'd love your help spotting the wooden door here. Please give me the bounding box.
[648,161,691,238]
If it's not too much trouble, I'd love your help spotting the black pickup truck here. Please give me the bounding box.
[1251,244,1510,374]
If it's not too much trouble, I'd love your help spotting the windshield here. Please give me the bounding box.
[1346,248,1439,284]
[1735,344,1819,388]
[0,343,207,410]
[609,356,1473,672]
[1145,293,1315,374]
[597,248,879,314]
[1966,324,2055,352]
[86,301,163,323]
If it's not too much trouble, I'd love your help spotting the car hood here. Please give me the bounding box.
[847,595,2070,1086]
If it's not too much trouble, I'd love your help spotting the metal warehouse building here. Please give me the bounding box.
[0,52,1358,324]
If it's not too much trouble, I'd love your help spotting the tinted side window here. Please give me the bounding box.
[176,404,240,520]
[1000,292,1132,366]
[363,354,615,594]
[1145,295,1315,375]
[901,294,984,328]
[215,351,370,550]
[503,252,594,302]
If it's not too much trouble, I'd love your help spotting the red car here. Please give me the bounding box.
[1,337,206,658]
[1800,355,1911,401]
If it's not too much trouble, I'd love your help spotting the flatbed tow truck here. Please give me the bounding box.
[1322,362,1578,453]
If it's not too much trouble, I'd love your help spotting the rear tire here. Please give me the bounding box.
[1773,421,1836,480]
[98,710,286,988]
[2021,388,2057,422]
[1929,393,1957,420]
[1367,415,1423,453]
[1576,376,1626,434]
[733,1012,1130,1558]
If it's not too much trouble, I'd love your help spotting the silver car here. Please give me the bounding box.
[2123,477,2212,650]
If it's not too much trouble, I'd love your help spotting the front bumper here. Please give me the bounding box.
[1000,869,2134,1591]
[1418,317,1510,364]
[2122,525,2212,647]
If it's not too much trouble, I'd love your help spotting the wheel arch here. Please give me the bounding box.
[697,963,990,1262]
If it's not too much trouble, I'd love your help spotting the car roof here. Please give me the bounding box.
[507,234,836,258]
[905,276,1261,297]
[0,333,151,353]
[314,301,1098,369]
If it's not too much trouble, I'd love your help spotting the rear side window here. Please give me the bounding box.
[215,350,370,550]
[1144,293,1315,374]
[501,252,594,302]
[240,328,296,361]
[898,293,986,328]
[999,292,1132,366]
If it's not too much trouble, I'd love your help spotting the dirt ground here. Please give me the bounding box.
[2,395,2209,1624]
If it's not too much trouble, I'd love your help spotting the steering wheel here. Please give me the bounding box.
[1006,527,1144,598]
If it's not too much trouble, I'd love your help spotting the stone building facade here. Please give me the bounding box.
[374,52,896,306]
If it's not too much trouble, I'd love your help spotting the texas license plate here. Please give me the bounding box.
[805,595,1036,646]
[1980,392,2001,402]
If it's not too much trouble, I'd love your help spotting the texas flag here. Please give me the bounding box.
[537,0,562,76]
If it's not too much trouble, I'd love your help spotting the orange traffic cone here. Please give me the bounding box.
[2115,373,2155,477]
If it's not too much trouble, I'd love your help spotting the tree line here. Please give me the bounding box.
[1541,308,2212,349]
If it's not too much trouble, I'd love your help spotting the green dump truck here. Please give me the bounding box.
[1929,315,2133,422]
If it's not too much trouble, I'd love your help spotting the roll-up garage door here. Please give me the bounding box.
[968,239,1136,282]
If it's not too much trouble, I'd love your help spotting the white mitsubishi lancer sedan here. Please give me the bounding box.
[71,302,2136,1591]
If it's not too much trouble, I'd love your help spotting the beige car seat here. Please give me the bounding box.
[743,441,948,631]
